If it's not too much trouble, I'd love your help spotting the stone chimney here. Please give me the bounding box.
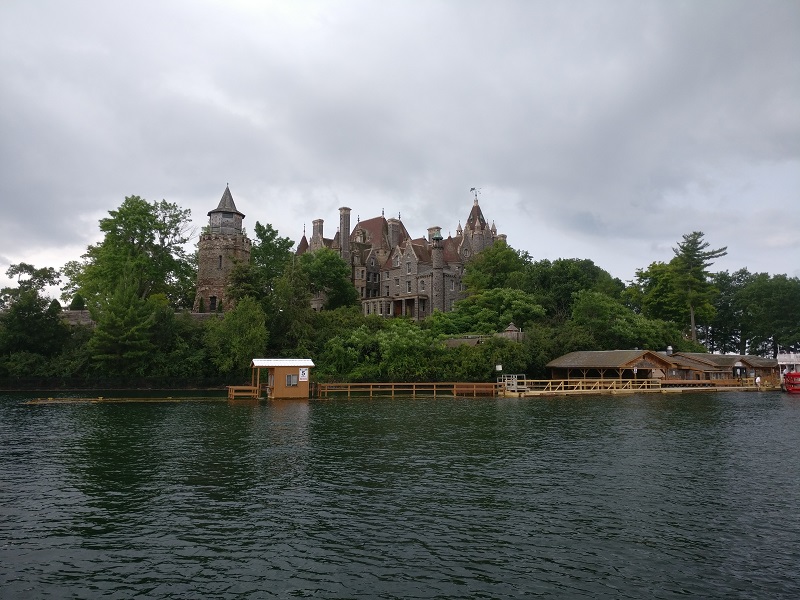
[339,207,351,263]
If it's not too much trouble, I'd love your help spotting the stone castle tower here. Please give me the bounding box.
[193,186,251,312]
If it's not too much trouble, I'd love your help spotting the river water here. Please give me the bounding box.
[1,391,799,599]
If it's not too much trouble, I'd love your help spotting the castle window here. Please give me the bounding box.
[370,257,375,267]
[393,254,400,267]
[395,278,400,287]
[420,280,426,291]
[218,255,223,269]
[406,281,411,293]
[451,280,455,291]
[209,296,217,312]
[406,262,411,274]
[385,285,389,296]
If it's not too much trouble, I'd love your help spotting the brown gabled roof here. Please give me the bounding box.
[350,215,412,251]
[351,216,387,247]
[672,352,777,370]
[442,236,462,263]
[411,241,431,263]
[208,185,244,217]
[667,353,718,372]
[672,352,740,368]
[546,350,674,369]
[740,355,779,368]
[668,352,777,371]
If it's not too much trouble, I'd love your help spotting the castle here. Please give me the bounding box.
[194,186,504,319]
[295,191,504,319]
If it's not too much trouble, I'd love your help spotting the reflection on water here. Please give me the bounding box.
[1,392,799,598]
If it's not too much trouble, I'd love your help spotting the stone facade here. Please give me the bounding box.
[193,186,251,313]
[297,192,504,319]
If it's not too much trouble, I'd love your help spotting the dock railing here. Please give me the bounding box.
[316,381,502,398]
[227,385,259,399]
[497,376,764,396]
[498,376,662,395]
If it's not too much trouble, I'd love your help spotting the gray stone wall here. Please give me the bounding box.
[193,232,251,313]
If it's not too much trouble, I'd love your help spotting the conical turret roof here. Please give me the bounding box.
[208,185,244,217]
[465,197,487,231]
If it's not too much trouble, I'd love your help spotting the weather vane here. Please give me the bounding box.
[470,187,481,201]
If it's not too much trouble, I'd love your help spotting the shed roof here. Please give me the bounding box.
[251,358,315,368]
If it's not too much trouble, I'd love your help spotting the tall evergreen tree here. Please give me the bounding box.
[87,278,156,376]
[671,231,727,343]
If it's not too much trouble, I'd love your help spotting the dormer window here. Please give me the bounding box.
[393,254,400,267]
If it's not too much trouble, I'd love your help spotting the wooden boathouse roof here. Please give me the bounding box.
[673,352,777,369]
[546,350,674,370]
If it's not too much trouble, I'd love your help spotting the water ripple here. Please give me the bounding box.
[2,393,800,598]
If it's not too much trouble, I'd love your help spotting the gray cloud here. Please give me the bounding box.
[1,0,798,293]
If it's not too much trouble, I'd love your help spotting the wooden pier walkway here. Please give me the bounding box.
[497,376,764,397]
[316,381,501,398]
[237,377,766,400]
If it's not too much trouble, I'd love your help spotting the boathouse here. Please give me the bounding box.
[252,358,315,398]
[228,358,315,399]
[671,352,779,382]
[546,350,779,385]
[547,350,675,381]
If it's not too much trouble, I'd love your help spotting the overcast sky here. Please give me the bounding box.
[1,0,798,297]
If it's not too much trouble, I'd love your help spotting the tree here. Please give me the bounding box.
[227,221,295,305]
[738,273,800,356]
[524,258,624,322]
[462,239,530,293]
[204,296,268,377]
[251,222,295,286]
[0,264,68,358]
[569,290,686,352]
[1,263,61,305]
[87,278,157,376]
[62,196,195,309]
[298,248,359,310]
[671,231,727,343]
[425,287,545,336]
[707,269,753,354]
[627,261,685,324]
[266,258,313,356]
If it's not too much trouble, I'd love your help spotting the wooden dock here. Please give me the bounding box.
[316,381,502,398]
[235,377,766,400]
[497,377,764,397]
[227,385,260,399]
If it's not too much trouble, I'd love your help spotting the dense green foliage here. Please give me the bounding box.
[62,196,195,309]
[1,197,797,387]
